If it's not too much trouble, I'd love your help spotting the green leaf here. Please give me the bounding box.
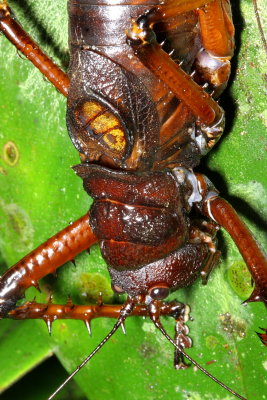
[0,1,266,400]
[0,319,51,391]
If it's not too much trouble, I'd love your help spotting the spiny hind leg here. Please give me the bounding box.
[8,295,189,342]
[0,214,98,317]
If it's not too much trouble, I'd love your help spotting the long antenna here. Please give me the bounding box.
[252,0,267,53]
[47,299,134,400]
[152,318,247,400]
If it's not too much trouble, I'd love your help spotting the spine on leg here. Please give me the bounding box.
[0,214,97,317]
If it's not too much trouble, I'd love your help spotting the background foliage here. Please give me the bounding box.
[0,0,266,399]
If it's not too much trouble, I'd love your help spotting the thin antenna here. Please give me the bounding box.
[252,0,267,54]
[152,318,247,400]
[47,299,134,400]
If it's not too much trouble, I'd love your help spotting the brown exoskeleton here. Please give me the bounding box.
[0,0,267,400]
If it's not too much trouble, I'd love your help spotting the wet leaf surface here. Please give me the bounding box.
[0,1,266,399]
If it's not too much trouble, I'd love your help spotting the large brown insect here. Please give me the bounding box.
[0,0,266,398]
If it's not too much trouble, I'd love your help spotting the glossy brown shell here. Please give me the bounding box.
[67,0,223,170]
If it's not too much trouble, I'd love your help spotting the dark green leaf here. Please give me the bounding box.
[0,1,266,399]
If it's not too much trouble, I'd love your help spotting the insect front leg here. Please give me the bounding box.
[127,0,235,159]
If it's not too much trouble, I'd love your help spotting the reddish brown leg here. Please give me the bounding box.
[0,2,69,96]
[0,214,98,317]
[256,328,267,346]
[126,2,227,161]
[8,296,186,335]
[135,0,215,23]
[204,196,267,304]
[198,0,235,59]
[195,174,267,304]
[127,1,223,127]
[193,0,234,97]
[127,34,221,127]
[159,103,194,146]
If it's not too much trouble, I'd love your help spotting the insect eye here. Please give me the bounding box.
[75,99,127,155]
[111,283,125,294]
[148,285,170,300]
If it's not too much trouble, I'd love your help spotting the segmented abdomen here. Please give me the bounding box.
[74,163,189,270]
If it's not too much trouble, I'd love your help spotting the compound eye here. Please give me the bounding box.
[148,285,170,300]
[111,283,125,295]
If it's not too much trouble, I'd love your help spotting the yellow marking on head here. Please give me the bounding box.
[103,129,126,151]
[82,101,103,120]
[91,113,120,134]
[78,100,126,153]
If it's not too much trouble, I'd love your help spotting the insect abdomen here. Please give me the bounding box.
[74,163,210,297]
[74,164,189,269]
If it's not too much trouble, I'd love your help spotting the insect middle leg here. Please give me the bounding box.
[195,173,267,305]
[0,1,69,96]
